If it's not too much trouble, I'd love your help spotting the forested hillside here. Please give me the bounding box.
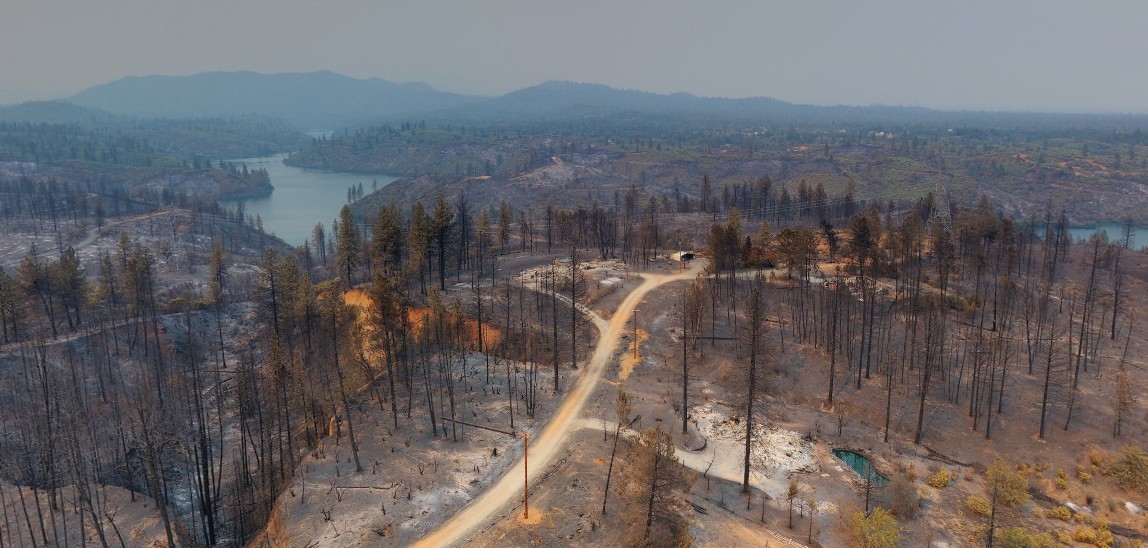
[292,113,1148,225]
[0,101,307,160]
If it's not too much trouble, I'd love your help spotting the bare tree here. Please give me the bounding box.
[601,390,632,515]
[335,205,359,287]
[786,478,799,529]
[984,459,1028,547]
[566,246,587,392]
[1038,296,1065,440]
[1114,319,1134,437]
[431,193,454,291]
[322,289,362,472]
[677,276,704,433]
[622,427,695,546]
[742,274,767,493]
[805,487,819,544]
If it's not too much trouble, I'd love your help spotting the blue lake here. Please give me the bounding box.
[219,154,398,247]
[1065,223,1148,251]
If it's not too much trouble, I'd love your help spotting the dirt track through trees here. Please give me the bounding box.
[413,259,708,547]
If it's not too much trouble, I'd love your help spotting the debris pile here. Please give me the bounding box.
[693,404,816,477]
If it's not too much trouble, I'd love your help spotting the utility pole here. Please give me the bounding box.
[519,432,533,519]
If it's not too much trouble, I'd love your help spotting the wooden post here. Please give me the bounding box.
[519,432,533,519]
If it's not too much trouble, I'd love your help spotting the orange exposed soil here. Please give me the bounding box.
[614,328,647,383]
[344,289,502,350]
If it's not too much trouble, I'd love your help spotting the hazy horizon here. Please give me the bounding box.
[4,1,1148,114]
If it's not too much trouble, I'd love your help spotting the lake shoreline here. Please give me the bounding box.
[217,154,398,246]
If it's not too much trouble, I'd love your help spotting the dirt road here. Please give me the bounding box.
[413,259,708,547]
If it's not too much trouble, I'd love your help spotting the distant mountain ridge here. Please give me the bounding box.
[66,72,1148,132]
[461,81,1148,129]
[69,71,480,130]
[480,80,788,114]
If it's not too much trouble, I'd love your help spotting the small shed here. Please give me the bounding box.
[670,251,695,262]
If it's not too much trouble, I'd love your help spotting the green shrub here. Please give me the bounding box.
[1046,505,1072,520]
[989,459,1030,508]
[1073,527,1099,544]
[1030,532,1061,548]
[998,527,1030,548]
[846,507,902,548]
[998,527,1059,548]
[967,495,992,517]
[1110,446,1148,493]
[927,468,952,489]
[1071,524,1114,547]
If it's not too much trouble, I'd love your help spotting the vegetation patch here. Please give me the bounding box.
[1108,446,1148,493]
[927,468,954,489]
[845,507,902,548]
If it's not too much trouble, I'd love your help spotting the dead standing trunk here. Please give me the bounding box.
[743,276,766,492]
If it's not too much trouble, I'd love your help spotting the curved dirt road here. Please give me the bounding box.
[413,259,708,547]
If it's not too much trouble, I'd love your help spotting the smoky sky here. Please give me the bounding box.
[2,0,1145,112]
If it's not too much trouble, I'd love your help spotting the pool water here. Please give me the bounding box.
[833,449,888,484]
